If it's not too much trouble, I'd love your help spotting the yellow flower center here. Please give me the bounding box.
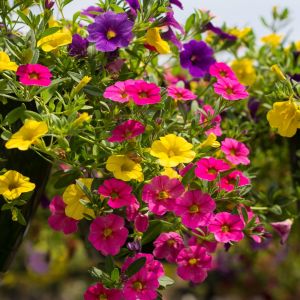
[29,72,39,79]
[189,204,199,213]
[221,225,230,232]
[133,281,144,291]
[188,258,198,265]
[103,228,113,238]
[138,91,148,98]
[226,88,233,95]
[107,29,117,40]
[158,190,169,200]
[167,239,175,246]
[220,70,227,77]
[175,92,183,99]
[110,191,119,199]
[99,295,108,300]
[208,168,217,175]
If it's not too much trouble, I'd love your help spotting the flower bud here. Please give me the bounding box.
[134,214,149,233]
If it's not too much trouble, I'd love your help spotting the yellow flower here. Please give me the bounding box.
[48,16,60,28]
[63,178,95,220]
[145,28,170,54]
[267,100,300,137]
[0,52,18,72]
[106,155,144,182]
[5,119,48,151]
[0,170,35,200]
[261,33,282,47]
[37,29,72,52]
[231,58,256,86]
[295,41,300,52]
[71,76,91,97]
[150,134,195,167]
[271,64,286,80]
[198,133,220,149]
[73,112,91,127]
[229,27,252,39]
[160,167,181,179]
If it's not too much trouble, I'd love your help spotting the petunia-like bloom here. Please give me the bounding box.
[0,51,18,71]
[150,134,195,167]
[63,178,95,220]
[180,40,215,77]
[45,0,55,10]
[204,22,237,41]
[37,29,72,52]
[174,190,216,229]
[81,6,103,18]
[199,133,220,149]
[231,58,256,86]
[106,154,143,182]
[88,214,128,256]
[271,219,293,245]
[209,62,236,80]
[199,104,222,136]
[219,170,250,192]
[16,64,52,86]
[208,212,245,243]
[103,79,135,103]
[48,195,78,234]
[195,157,230,181]
[261,33,282,47]
[73,112,91,127]
[68,34,89,57]
[142,175,185,215]
[176,245,212,283]
[87,11,133,52]
[126,198,140,221]
[188,227,218,253]
[108,120,145,143]
[170,0,183,9]
[167,85,197,101]
[221,138,250,165]
[5,119,48,151]
[160,167,181,179]
[153,232,184,263]
[145,27,170,54]
[0,170,35,201]
[267,100,300,137]
[126,0,140,11]
[98,178,136,208]
[84,282,121,300]
[213,78,249,100]
[134,213,149,232]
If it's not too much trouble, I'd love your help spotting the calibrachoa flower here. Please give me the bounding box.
[0,170,35,201]
[88,214,128,256]
[213,78,249,100]
[188,227,218,253]
[170,0,183,9]
[209,62,236,80]
[150,134,195,167]
[180,40,215,77]
[104,79,135,103]
[221,138,250,165]
[84,283,121,300]
[271,219,293,245]
[81,6,103,18]
[208,212,245,243]
[134,213,149,232]
[126,198,140,221]
[167,85,197,101]
[199,104,222,136]
[176,246,212,283]
[219,170,250,192]
[16,64,52,86]
[231,58,256,86]
[145,27,170,54]
[174,190,216,229]
[195,157,230,181]
[261,33,282,47]
[68,34,89,57]
[0,51,18,71]
[126,0,140,11]
[98,178,136,208]
[108,120,145,142]
[153,232,184,263]
[142,175,185,215]
[87,11,134,52]
[199,133,220,149]
[37,29,72,52]
[48,195,78,234]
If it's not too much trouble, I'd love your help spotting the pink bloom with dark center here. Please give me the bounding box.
[108,120,145,143]
[98,178,136,208]
[219,170,250,192]
[221,138,250,165]
[199,104,222,136]
[271,219,293,245]
[126,198,140,221]
[88,214,128,256]
[167,85,197,101]
[174,190,216,229]
[176,245,212,283]
[213,77,249,100]
[17,64,52,86]
[209,62,236,80]
[48,196,78,234]
[208,212,245,243]
[134,213,149,232]
[142,175,185,215]
[188,227,218,253]
[195,157,230,181]
[103,79,135,103]
[84,282,122,300]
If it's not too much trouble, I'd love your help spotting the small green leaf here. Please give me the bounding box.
[158,276,174,288]
[125,257,146,278]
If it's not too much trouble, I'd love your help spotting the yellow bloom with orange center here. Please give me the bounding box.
[145,28,170,54]
[0,52,18,72]
[229,27,252,39]
[261,33,282,47]
[231,58,256,86]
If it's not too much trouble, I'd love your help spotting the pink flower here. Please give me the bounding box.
[108,120,145,142]
[213,78,249,100]
[199,104,222,136]
[126,199,140,221]
[134,214,149,232]
[84,283,122,300]
[208,212,245,243]
[174,190,216,229]
[271,219,293,245]
[142,175,185,215]
[126,80,161,105]
[153,232,184,263]
[98,178,136,209]
[48,196,78,234]
[219,170,250,192]
[209,62,236,80]
[88,214,128,256]
[103,79,135,103]
[167,85,196,101]
[188,227,218,253]
[16,64,52,86]
[176,245,212,283]
[221,138,250,165]
[195,157,230,181]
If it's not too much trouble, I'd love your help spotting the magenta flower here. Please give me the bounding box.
[188,227,218,253]
[88,214,128,256]
[108,120,145,143]
[142,175,185,215]
[167,85,196,101]
[153,232,184,263]
[221,138,250,165]
[209,62,236,80]
[213,77,249,100]
[208,212,245,243]
[103,79,135,103]
[195,157,230,181]
[174,190,216,229]
[98,178,136,209]
[126,198,140,221]
[219,170,250,192]
[48,196,78,234]
[199,104,222,136]
[271,219,293,245]
[16,64,52,86]
[84,283,121,300]
[134,213,149,232]
[176,246,212,283]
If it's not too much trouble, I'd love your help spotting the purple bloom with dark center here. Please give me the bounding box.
[126,0,140,11]
[81,6,103,18]
[180,40,215,77]
[87,11,134,52]
[170,0,183,9]
[205,22,237,41]
[68,34,89,58]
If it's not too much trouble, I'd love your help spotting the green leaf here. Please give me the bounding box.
[89,267,104,280]
[269,205,282,215]
[142,220,172,245]
[39,26,60,39]
[185,13,195,33]
[158,276,174,288]
[181,165,196,186]
[125,257,146,278]
[111,268,120,282]
[104,256,114,273]
[3,104,26,125]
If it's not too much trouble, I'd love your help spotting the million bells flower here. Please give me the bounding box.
[37,29,72,52]
[145,27,170,54]
[0,51,18,71]
[16,64,52,86]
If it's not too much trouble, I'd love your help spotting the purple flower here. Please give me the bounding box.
[45,0,54,9]
[180,40,215,77]
[126,0,140,11]
[81,6,103,18]
[87,11,134,52]
[170,0,183,9]
[205,22,237,41]
[68,34,89,58]
[162,27,182,49]
[271,219,293,245]
[163,11,184,34]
